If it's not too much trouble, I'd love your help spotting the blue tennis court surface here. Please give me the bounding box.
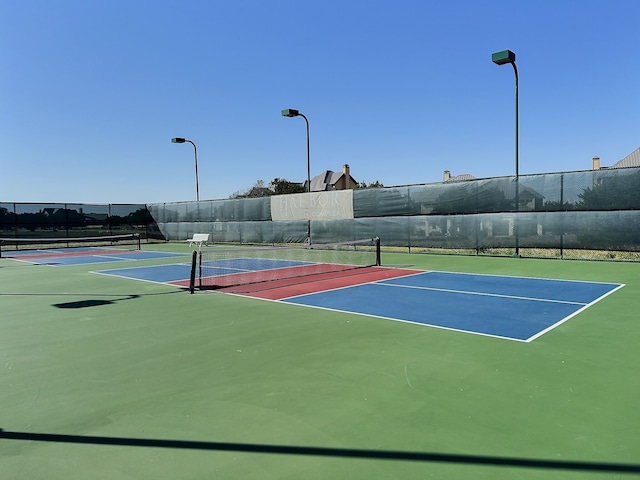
[93,258,624,342]
[282,271,624,342]
[6,248,188,266]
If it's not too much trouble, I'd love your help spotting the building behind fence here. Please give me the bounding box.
[147,167,640,260]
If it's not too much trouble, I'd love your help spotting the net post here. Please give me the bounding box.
[134,233,141,250]
[198,251,203,289]
[375,237,381,266]
[189,250,198,294]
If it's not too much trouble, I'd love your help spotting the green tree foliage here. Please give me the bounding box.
[0,206,150,234]
[0,206,16,230]
[230,180,271,198]
[542,200,575,211]
[230,178,306,198]
[357,180,384,189]
[270,178,307,195]
[124,207,150,225]
[576,170,640,210]
[574,170,640,250]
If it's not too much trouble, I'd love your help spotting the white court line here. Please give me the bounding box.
[374,281,589,306]
[272,299,527,342]
[425,269,622,286]
[91,262,192,273]
[279,272,625,342]
[526,283,626,342]
[91,270,188,288]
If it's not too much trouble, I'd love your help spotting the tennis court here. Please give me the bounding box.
[1,242,639,479]
[94,251,623,342]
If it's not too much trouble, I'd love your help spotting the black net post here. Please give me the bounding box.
[189,250,198,294]
[375,237,381,266]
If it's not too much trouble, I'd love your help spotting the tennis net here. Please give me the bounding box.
[0,233,141,258]
[189,237,381,293]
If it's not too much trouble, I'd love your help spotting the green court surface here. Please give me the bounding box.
[1,243,639,479]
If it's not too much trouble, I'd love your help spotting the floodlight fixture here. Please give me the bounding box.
[281,108,300,118]
[171,137,200,202]
[491,49,516,66]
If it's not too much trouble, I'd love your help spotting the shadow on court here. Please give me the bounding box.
[53,297,138,308]
[1,429,638,474]
[0,290,183,309]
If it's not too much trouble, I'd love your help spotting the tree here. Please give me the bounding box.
[270,178,306,195]
[357,180,384,189]
[0,206,16,231]
[230,178,305,198]
[230,180,271,199]
[573,169,640,250]
[542,200,575,211]
[125,207,150,225]
[576,170,640,210]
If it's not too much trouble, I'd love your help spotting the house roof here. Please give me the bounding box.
[444,173,476,183]
[309,170,357,191]
[610,147,640,168]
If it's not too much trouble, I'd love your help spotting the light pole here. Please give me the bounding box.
[281,108,311,243]
[171,137,199,202]
[491,49,519,178]
[492,49,519,256]
[281,109,311,193]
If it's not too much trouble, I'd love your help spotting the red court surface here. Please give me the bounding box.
[218,267,424,300]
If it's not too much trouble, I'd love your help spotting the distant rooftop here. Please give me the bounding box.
[443,170,476,183]
[308,164,357,192]
[610,147,640,168]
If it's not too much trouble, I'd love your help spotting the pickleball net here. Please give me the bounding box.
[189,237,381,293]
[0,233,141,258]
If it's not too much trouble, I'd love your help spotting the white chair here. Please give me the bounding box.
[186,233,210,247]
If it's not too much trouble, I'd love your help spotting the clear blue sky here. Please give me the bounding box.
[1,0,638,204]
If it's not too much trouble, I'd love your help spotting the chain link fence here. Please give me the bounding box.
[10,167,634,261]
[0,203,161,242]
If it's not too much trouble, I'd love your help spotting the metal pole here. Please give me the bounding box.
[512,62,519,179]
[560,173,564,259]
[297,113,310,193]
[186,140,200,202]
[512,62,519,256]
[281,109,311,242]
[298,113,311,243]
